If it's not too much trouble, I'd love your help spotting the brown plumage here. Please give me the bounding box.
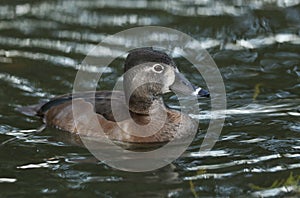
[20,48,209,144]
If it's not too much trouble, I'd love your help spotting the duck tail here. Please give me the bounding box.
[16,102,47,117]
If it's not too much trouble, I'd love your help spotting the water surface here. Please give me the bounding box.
[0,0,300,197]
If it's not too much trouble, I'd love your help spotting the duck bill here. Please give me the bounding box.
[170,72,210,98]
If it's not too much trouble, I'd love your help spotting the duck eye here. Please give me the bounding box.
[152,64,164,73]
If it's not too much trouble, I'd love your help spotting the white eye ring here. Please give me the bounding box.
[152,64,164,73]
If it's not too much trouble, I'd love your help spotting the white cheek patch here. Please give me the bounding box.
[192,87,202,96]
[161,68,175,93]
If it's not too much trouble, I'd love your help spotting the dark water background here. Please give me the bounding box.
[0,0,300,197]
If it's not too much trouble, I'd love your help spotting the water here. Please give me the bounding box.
[0,0,300,197]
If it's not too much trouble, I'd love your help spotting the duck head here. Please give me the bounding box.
[123,48,209,114]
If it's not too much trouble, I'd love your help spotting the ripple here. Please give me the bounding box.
[221,134,242,141]
[0,178,17,183]
[17,158,60,169]
[0,50,113,73]
[0,56,12,63]
[45,0,300,17]
[240,138,266,143]
[0,19,59,32]
[248,162,300,175]
[288,112,300,117]
[235,34,300,49]
[252,186,297,197]
[0,37,96,55]
[184,172,235,180]
[51,30,106,43]
[284,153,300,158]
[189,150,230,157]
[187,154,281,171]
[191,102,298,120]
[0,72,50,97]
[1,33,299,59]
[289,123,300,132]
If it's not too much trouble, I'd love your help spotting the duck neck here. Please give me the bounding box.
[128,94,166,115]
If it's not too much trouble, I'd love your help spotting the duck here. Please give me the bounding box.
[21,48,209,144]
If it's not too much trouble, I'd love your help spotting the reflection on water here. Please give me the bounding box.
[0,0,300,197]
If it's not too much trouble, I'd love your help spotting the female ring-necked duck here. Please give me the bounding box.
[22,48,209,143]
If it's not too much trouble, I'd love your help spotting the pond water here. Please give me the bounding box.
[0,0,300,197]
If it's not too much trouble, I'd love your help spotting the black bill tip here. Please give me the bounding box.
[193,87,210,98]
